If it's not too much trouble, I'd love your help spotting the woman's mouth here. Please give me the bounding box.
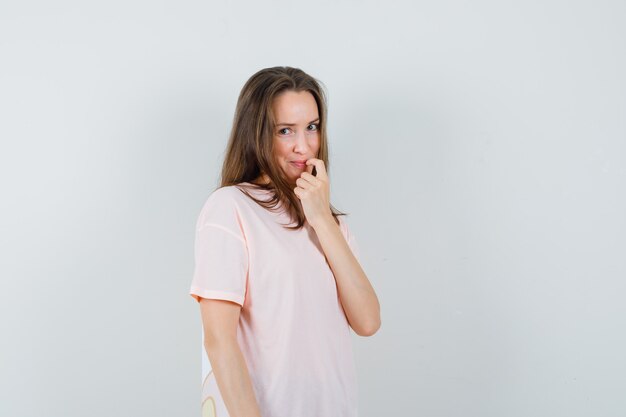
[290,161,306,169]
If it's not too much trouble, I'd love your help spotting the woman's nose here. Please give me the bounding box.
[294,131,310,152]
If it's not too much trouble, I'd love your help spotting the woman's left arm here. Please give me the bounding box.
[313,217,381,337]
[295,158,381,337]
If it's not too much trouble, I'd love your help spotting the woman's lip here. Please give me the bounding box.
[290,161,306,167]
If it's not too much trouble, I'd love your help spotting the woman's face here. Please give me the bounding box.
[271,90,321,185]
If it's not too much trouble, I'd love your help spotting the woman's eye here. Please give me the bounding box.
[278,124,317,135]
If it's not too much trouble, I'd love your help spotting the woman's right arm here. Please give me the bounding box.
[200,298,262,417]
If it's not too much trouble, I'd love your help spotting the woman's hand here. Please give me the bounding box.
[293,158,333,229]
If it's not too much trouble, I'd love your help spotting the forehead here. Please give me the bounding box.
[272,90,319,123]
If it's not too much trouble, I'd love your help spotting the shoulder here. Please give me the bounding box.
[196,186,248,230]
[207,184,245,202]
[201,185,252,211]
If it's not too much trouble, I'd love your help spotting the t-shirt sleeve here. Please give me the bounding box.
[189,188,249,307]
[338,215,362,264]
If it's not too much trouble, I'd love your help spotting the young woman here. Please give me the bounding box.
[190,66,381,417]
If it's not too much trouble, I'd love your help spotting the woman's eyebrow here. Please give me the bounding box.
[276,118,320,127]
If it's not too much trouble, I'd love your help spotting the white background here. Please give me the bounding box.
[1,0,625,416]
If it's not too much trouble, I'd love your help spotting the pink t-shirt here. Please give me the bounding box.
[190,182,361,417]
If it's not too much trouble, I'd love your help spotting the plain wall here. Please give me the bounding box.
[1,0,625,416]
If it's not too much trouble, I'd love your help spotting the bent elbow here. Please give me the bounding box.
[357,319,381,337]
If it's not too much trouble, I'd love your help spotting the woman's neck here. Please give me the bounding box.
[252,173,271,185]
